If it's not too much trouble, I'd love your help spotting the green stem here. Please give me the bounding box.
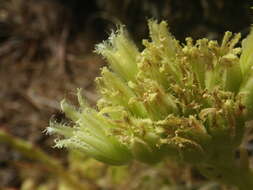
[0,130,93,190]
[218,164,253,190]
[198,157,253,190]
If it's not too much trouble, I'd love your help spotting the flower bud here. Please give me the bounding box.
[48,20,253,170]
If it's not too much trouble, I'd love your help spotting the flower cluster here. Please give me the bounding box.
[47,21,253,169]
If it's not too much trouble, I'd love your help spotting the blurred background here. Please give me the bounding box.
[0,0,253,189]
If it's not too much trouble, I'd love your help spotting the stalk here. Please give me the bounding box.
[198,153,253,190]
[0,129,92,190]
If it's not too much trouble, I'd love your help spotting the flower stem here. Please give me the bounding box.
[0,129,94,190]
[198,155,253,190]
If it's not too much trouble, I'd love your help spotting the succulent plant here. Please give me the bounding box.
[47,20,253,189]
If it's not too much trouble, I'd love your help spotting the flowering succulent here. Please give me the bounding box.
[47,20,253,189]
